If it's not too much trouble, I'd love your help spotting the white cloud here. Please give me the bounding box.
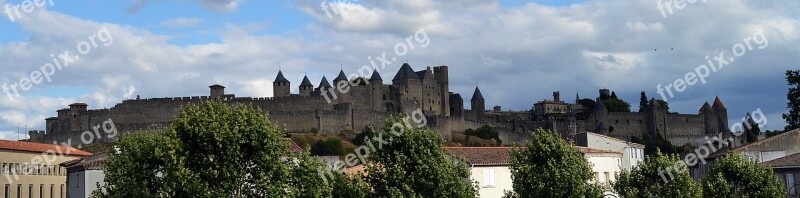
[0,0,799,133]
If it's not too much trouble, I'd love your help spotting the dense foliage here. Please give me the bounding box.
[702,154,785,198]
[784,70,800,130]
[464,125,502,145]
[603,98,632,112]
[613,152,702,198]
[504,129,603,198]
[94,101,332,197]
[352,126,376,146]
[310,138,346,156]
[364,117,479,198]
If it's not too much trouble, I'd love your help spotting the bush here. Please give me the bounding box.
[464,125,502,145]
[353,126,376,146]
[310,138,346,156]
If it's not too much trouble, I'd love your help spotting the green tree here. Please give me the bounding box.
[603,98,631,112]
[744,114,761,143]
[639,91,649,112]
[578,98,597,112]
[364,117,478,198]
[784,70,800,130]
[353,126,376,146]
[330,173,371,198]
[94,101,333,197]
[504,129,603,198]
[657,99,670,112]
[613,152,702,198]
[310,138,346,156]
[91,132,171,197]
[702,154,785,198]
[464,125,502,145]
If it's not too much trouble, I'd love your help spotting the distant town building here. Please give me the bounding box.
[0,140,92,198]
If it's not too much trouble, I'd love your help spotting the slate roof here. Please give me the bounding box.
[300,75,313,87]
[0,139,92,157]
[318,76,332,88]
[369,70,383,81]
[450,93,463,101]
[392,63,419,81]
[274,71,290,83]
[471,87,484,101]
[334,70,348,82]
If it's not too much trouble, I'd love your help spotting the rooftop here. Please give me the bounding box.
[760,152,800,168]
[0,139,92,157]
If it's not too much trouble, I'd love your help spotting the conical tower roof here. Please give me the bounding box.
[300,75,313,87]
[713,96,726,109]
[471,87,485,101]
[369,70,383,81]
[701,102,712,111]
[334,70,348,82]
[392,63,420,81]
[274,70,290,83]
[318,76,332,89]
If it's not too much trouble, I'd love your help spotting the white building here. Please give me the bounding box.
[575,132,645,171]
[60,153,108,198]
[444,147,514,198]
[444,146,623,197]
[579,147,623,195]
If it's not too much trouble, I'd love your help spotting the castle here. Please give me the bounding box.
[28,63,731,147]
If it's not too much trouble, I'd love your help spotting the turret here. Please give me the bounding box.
[449,92,463,117]
[471,87,485,121]
[210,84,225,98]
[553,91,561,102]
[333,69,348,88]
[369,69,383,84]
[273,70,291,97]
[299,75,314,96]
[713,96,729,132]
[435,66,450,116]
[392,63,420,85]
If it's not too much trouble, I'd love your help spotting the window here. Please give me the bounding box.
[16,185,20,198]
[50,185,53,198]
[60,185,63,198]
[604,172,611,187]
[595,172,600,182]
[39,185,43,198]
[788,173,796,195]
[5,184,9,198]
[28,185,32,198]
[482,169,496,188]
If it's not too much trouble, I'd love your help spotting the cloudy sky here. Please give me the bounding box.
[0,0,797,140]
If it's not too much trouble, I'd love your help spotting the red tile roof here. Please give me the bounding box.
[0,140,92,156]
[761,153,800,168]
[444,147,516,166]
[578,147,623,155]
[285,138,304,154]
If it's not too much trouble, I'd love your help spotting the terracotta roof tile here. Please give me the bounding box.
[761,153,800,168]
[285,138,304,154]
[444,146,622,166]
[444,147,515,166]
[0,140,92,156]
